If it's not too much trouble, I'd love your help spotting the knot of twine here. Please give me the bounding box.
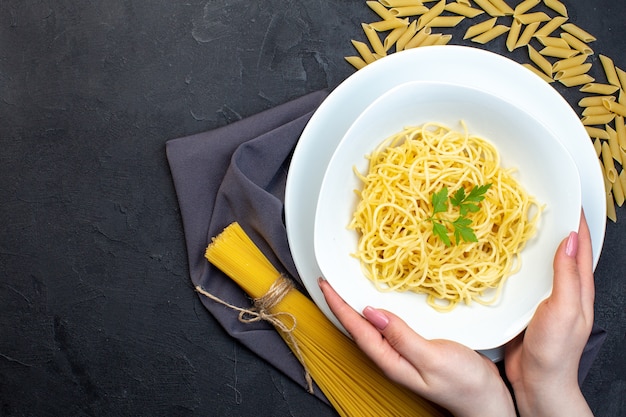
[195,276,314,394]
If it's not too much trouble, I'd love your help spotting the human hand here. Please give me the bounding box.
[319,278,516,417]
[504,211,595,417]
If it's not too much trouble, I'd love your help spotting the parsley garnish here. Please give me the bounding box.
[427,184,492,246]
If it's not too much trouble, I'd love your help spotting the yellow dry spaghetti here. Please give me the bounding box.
[349,122,542,312]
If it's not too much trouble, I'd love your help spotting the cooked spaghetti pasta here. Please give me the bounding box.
[349,122,542,312]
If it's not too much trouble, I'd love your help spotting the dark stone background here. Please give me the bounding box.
[0,1,624,415]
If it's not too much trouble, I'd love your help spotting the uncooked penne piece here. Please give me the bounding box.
[515,21,540,48]
[369,17,409,31]
[560,33,593,55]
[585,126,610,140]
[380,0,425,7]
[552,53,588,72]
[384,26,407,51]
[543,0,568,16]
[367,1,396,21]
[539,46,578,59]
[420,33,451,47]
[528,44,553,77]
[537,36,570,49]
[396,20,419,51]
[602,141,618,183]
[404,27,432,49]
[579,83,620,95]
[472,0,505,17]
[351,40,377,64]
[593,138,602,157]
[604,99,626,118]
[561,23,596,42]
[471,25,510,44]
[582,106,612,117]
[457,0,471,5]
[599,54,621,87]
[506,18,522,51]
[522,63,555,83]
[579,95,615,107]
[613,175,625,207]
[426,15,465,27]
[616,67,626,92]
[464,17,497,39]
[345,56,368,70]
[514,0,540,16]
[390,5,429,16]
[362,23,386,56]
[606,125,623,165]
[488,0,514,15]
[581,112,615,125]
[444,2,484,17]
[533,16,568,38]
[560,74,595,87]
[516,12,551,25]
[620,171,626,206]
[616,116,626,153]
[417,0,445,30]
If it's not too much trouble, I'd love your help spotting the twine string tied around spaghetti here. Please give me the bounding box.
[195,275,314,394]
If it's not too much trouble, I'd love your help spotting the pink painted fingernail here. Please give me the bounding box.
[566,231,578,257]
[363,306,389,330]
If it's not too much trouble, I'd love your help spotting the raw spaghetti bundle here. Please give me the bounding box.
[350,122,542,312]
[202,222,449,417]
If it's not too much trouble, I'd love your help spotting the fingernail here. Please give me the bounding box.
[566,231,578,257]
[363,306,389,330]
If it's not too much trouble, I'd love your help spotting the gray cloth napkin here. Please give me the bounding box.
[165,89,606,404]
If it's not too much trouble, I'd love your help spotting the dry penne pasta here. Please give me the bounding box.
[602,141,618,183]
[543,0,568,17]
[457,0,471,5]
[533,16,568,38]
[488,0,515,15]
[593,138,602,157]
[603,99,626,118]
[390,5,429,16]
[380,0,425,7]
[552,53,588,71]
[539,46,578,59]
[404,27,432,49]
[514,0,540,15]
[528,44,553,77]
[616,67,626,91]
[585,126,610,140]
[464,17,497,39]
[351,40,377,64]
[599,54,621,86]
[537,36,570,49]
[383,26,407,50]
[560,74,595,87]
[516,12,551,25]
[580,83,620,95]
[396,20,419,51]
[579,95,615,107]
[560,33,593,55]
[561,23,596,42]
[367,1,396,20]
[620,171,626,206]
[362,23,386,56]
[613,176,625,207]
[421,32,452,46]
[515,21,540,48]
[602,165,617,222]
[582,106,612,116]
[444,2,484,17]
[472,0,505,16]
[506,18,522,51]
[555,63,592,80]
[417,0,445,30]
[616,116,626,151]
[426,15,465,27]
[606,125,623,164]
[345,55,368,70]
[471,24,510,44]
[522,63,555,83]
[581,112,615,125]
[369,17,409,31]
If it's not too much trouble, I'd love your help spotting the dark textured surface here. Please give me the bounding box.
[0,1,624,416]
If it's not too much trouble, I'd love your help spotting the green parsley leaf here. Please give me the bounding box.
[431,186,449,215]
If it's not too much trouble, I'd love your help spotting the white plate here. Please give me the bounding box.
[313,80,581,350]
[285,45,606,347]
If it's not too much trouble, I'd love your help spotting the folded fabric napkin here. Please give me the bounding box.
[166,90,606,404]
